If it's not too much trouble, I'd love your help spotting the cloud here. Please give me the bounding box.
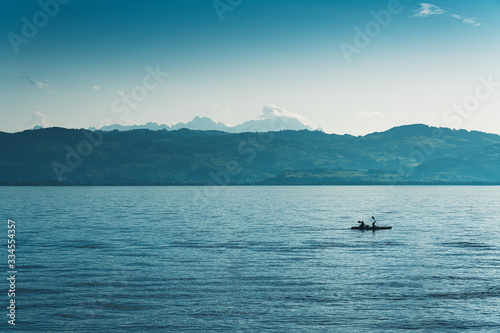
[91,85,122,94]
[21,75,54,93]
[28,111,50,128]
[258,105,306,122]
[413,3,446,18]
[414,4,482,27]
[90,85,122,94]
[462,18,481,26]
[356,111,383,119]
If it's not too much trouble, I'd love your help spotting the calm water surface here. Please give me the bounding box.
[1,186,499,332]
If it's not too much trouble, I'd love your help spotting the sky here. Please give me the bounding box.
[1,0,500,135]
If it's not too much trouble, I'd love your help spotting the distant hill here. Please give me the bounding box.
[1,124,500,185]
[96,122,170,131]
[415,143,500,181]
[97,116,313,133]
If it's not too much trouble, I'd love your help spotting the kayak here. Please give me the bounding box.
[351,226,392,230]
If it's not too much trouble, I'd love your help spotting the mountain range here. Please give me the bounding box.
[2,124,500,185]
[94,116,315,133]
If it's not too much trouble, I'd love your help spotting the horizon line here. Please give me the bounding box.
[3,122,499,137]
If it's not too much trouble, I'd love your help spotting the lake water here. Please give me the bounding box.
[1,186,500,332]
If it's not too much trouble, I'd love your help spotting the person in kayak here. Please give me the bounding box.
[358,221,366,228]
[371,216,377,228]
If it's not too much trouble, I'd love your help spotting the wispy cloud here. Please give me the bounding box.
[28,111,50,128]
[258,104,306,122]
[414,3,482,27]
[462,17,481,26]
[356,111,383,119]
[92,84,122,94]
[413,3,446,18]
[21,75,54,93]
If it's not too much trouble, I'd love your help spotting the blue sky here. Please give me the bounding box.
[1,0,500,134]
